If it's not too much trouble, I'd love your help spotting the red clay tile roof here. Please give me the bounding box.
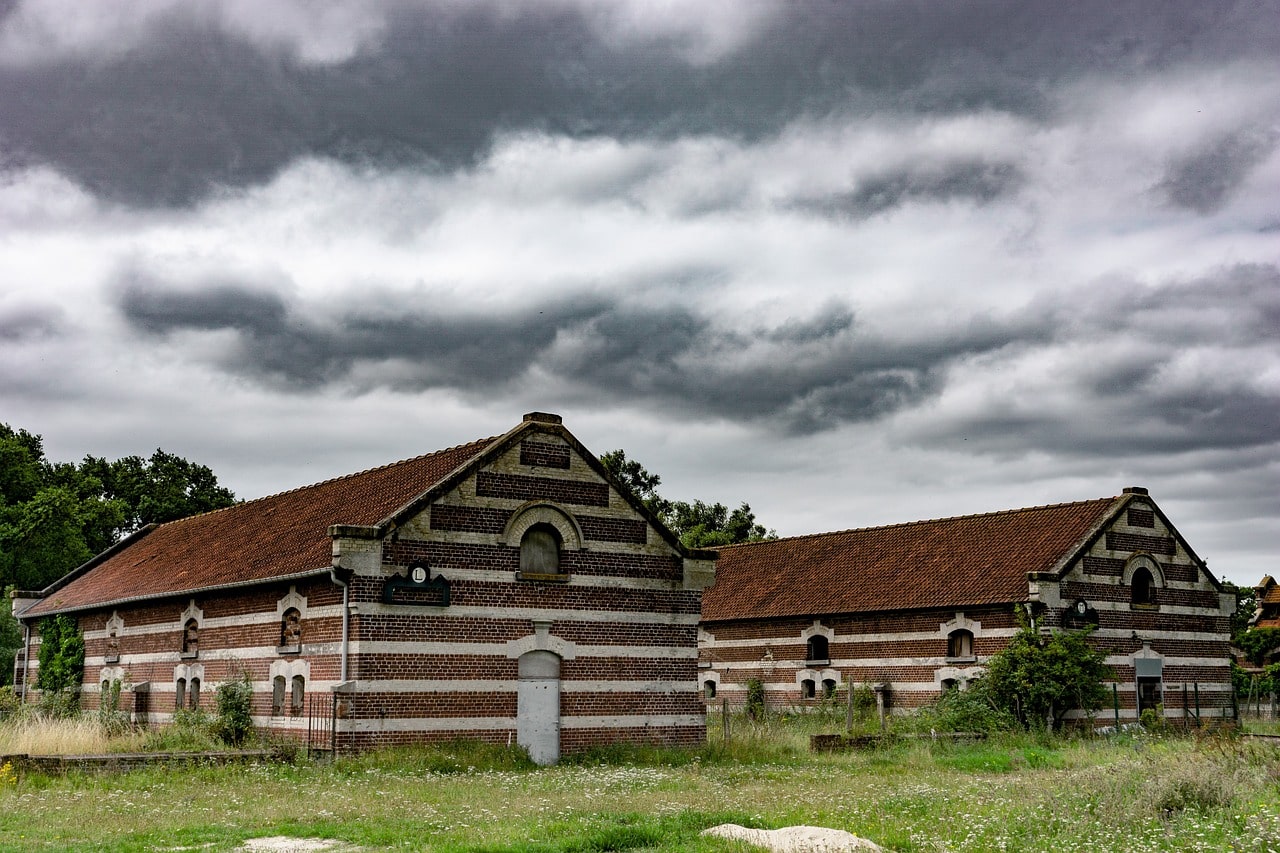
[23,436,497,617]
[701,496,1122,622]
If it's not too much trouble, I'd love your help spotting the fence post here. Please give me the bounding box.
[722,697,729,745]
[1193,682,1200,726]
[846,680,855,733]
[1112,683,1120,729]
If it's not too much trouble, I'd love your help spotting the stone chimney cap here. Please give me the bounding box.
[523,412,563,424]
[1122,486,1149,495]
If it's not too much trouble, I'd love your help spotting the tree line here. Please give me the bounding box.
[1,422,238,685]
[599,449,775,549]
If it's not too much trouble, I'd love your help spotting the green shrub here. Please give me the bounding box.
[745,678,766,721]
[912,680,1015,734]
[211,673,253,746]
[96,678,130,737]
[0,686,19,720]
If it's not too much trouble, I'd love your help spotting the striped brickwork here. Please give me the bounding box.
[699,492,1233,724]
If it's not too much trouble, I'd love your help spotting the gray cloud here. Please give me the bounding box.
[905,263,1280,456]
[2,1,1275,207]
[0,303,62,340]
[116,270,1053,433]
[1159,126,1279,214]
[118,275,612,389]
[793,160,1023,220]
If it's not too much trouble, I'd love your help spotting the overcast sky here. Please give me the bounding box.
[1,1,1277,587]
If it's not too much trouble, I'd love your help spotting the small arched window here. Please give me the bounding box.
[189,677,201,709]
[806,635,830,663]
[290,675,305,716]
[272,676,287,716]
[181,618,199,657]
[175,677,187,710]
[947,629,974,660]
[801,678,816,699]
[941,678,958,692]
[822,678,838,699]
[280,608,302,651]
[520,523,563,576]
[1131,567,1157,606]
[704,679,717,699]
[105,628,120,663]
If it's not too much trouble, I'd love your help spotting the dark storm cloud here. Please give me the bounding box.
[793,160,1024,220]
[1158,126,1279,214]
[114,271,1049,432]
[2,1,1275,207]
[906,263,1280,455]
[118,275,610,388]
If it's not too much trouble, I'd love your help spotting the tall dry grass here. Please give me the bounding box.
[0,715,144,755]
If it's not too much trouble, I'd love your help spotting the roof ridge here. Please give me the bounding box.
[718,495,1121,550]
[158,434,499,528]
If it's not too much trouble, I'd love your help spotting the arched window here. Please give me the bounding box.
[941,678,958,692]
[822,678,838,699]
[175,677,187,709]
[704,679,717,699]
[105,628,120,663]
[181,618,199,657]
[290,675,305,716]
[947,629,974,660]
[519,523,563,576]
[806,635,830,663]
[1131,567,1157,606]
[801,678,816,699]
[272,676,286,716]
[280,608,302,651]
[189,677,201,709]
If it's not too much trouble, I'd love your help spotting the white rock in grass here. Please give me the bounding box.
[701,823,883,852]
[237,839,358,852]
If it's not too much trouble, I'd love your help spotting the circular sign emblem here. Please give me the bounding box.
[411,566,428,584]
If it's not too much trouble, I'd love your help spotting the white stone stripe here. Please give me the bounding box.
[84,644,343,666]
[81,605,346,640]
[350,603,699,625]
[706,656,984,668]
[84,638,693,668]
[337,714,704,733]
[706,653,1230,672]
[703,628,1021,648]
[1090,628,1227,642]
[347,679,695,693]
[348,641,696,659]
[1103,655,1231,668]
[375,567,681,590]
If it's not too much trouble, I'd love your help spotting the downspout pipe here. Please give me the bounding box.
[328,566,352,682]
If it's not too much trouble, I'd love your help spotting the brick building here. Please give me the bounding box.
[14,413,715,761]
[699,488,1235,725]
[1251,576,1280,629]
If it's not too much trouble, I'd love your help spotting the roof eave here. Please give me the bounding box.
[17,566,335,621]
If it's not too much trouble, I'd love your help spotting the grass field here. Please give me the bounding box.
[1,716,1279,852]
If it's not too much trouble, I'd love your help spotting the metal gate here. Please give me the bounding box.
[305,693,336,756]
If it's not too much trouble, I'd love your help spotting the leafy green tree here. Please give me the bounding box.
[666,499,773,548]
[0,423,235,591]
[0,588,21,687]
[598,449,672,519]
[1235,627,1280,667]
[599,449,774,549]
[36,614,84,713]
[81,449,236,535]
[1223,581,1258,641]
[980,618,1112,730]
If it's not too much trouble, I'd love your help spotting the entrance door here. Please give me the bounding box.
[517,650,560,765]
[1137,677,1162,717]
